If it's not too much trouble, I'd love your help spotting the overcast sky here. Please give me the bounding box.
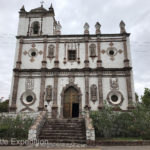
[0,0,150,100]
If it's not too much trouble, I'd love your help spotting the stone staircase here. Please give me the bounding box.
[39,118,86,144]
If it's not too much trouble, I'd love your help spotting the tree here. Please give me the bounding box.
[0,100,9,112]
[141,88,150,107]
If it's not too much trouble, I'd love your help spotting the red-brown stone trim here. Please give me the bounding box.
[98,72,103,109]
[42,38,47,68]
[97,38,102,67]
[16,38,23,69]
[9,72,19,112]
[38,72,46,111]
[27,17,31,36]
[84,74,91,110]
[84,41,89,68]
[54,38,59,68]
[123,36,129,67]
[63,42,67,64]
[77,43,80,63]
[60,82,82,118]
[40,17,43,35]
[52,74,58,118]
[20,107,34,112]
[125,71,133,108]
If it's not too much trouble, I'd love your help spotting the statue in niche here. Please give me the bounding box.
[110,78,119,90]
[91,84,97,103]
[46,85,52,103]
[47,45,55,61]
[89,44,96,58]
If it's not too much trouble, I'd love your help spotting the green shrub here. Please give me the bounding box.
[0,116,34,140]
[0,100,9,112]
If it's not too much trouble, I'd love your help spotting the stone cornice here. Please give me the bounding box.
[13,67,132,73]
[16,33,130,39]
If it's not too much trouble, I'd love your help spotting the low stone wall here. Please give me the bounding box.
[0,112,39,119]
[28,111,47,141]
[87,140,150,146]
[85,111,95,142]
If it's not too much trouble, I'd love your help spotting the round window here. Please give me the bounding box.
[26,95,33,103]
[31,51,36,57]
[109,50,114,56]
[111,95,118,102]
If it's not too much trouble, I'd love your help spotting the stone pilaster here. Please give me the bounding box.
[38,71,46,111]
[42,38,47,68]
[52,74,58,118]
[97,37,102,68]
[9,72,19,112]
[84,40,89,68]
[126,71,134,109]
[98,72,103,109]
[84,73,90,110]
[54,38,59,68]
[16,38,23,69]
[123,36,129,67]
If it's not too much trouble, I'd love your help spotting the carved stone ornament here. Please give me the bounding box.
[95,22,101,34]
[120,20,126,33]
[20,90,36,112]
[23,43,43,62]
[25,77,34,90]
[89,44,97,61]
[47,44,55,61]
[84,22,89,34]
[110,78,119,90]
[91,84,97,103]
[107,47,117,61]
[68,74,75,83]
[45,85,53,103]
[107,91,124,106]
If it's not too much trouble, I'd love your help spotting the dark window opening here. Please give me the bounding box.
[109,50,114,56]
[111,95,118,102]
[33,22,39,34]
[26,95,33,103]
[31,51,36,57]
[68,50,76,61]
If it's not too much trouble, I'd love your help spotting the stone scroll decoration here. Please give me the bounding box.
[110,78,119,91]
[101,42,123,61]
[47,44,55,61]
[23,43,43,62]
[89,44,97,61]
[90,84,97,103]
[45,85,53,103]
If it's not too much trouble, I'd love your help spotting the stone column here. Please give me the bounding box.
[42,38,47,68]
[10,38,23,112]
[84,40,89,68]
[84,73,90,110]
[126,71,134,109]
[9,72,19,112]
[38,71,46,111]
[54,38,59,68]
[123,37,133,108]
[97,37,102,68]
[38,39,47,111]
[52,74,58,118]
[98,72,103,109]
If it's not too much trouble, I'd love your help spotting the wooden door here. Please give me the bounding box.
[63,87,79,118]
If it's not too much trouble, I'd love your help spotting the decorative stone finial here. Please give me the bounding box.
[84,22,89,34]
[20,5,26,12]
[120,20,126,33]
[56,21,62,35]
[95,22,101,34]
[49,3,55,15]
[40,1,44,7]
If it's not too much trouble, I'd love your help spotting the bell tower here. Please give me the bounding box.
[17,3,57,36]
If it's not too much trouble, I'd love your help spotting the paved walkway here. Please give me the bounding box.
[1,146,150,150]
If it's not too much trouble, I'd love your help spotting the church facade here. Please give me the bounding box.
[9,4,135,118]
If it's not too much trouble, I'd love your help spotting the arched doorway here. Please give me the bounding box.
[63,87,79,118]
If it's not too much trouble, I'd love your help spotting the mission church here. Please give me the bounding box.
[9,3,135,118]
